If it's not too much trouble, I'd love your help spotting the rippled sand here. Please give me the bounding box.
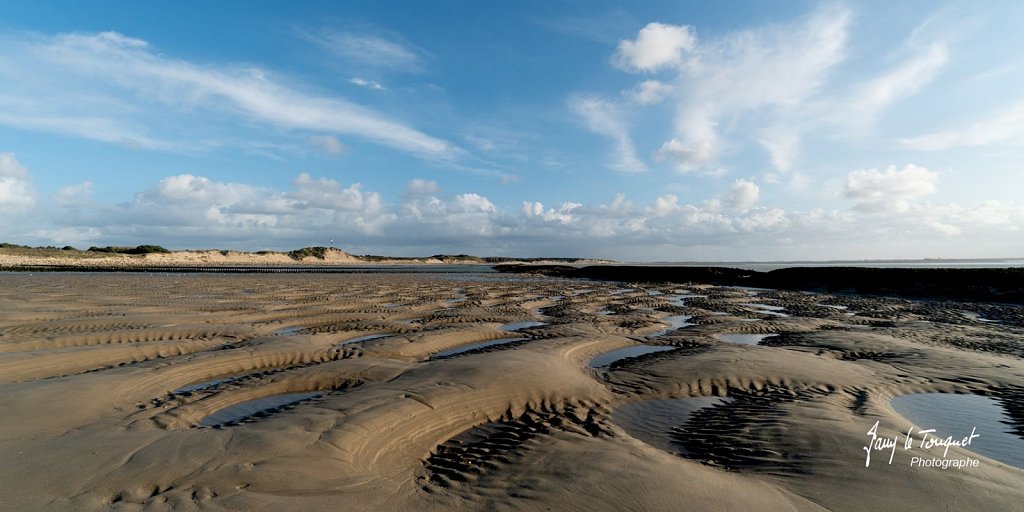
[0,273,1021,511]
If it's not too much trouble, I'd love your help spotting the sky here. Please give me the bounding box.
[1,0,1023,261]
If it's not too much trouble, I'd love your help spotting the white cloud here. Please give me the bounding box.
[569,95,646,172]
[659,5,849,170]
[623,79,674,105]
[592,5,959,175]
[405,178,439,196]
[0,152,28,179]
[845,42,948,125]
[843,164,938,213]
[655,137,715,169]
[55,181,93,207]
[299,30,423,71]
[8,169,1023,260]
[0,31,456,159]
[645,194,680,218]
[308,135,345,155]
[348,77,386,90]
[723,179,760,210]
[757,130,800,174]
[522,201,581,224]
[901,100,1024,151]
[0,153,35,215]
[465,135,497,152]
[613,22,696,72]
[452,193,496,214]
[603,192,633,214]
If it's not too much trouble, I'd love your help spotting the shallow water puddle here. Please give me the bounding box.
[612,397,732,455]
[174,374,245,394]
[649,315,693,337]
[199,392,322,427]
[717,333,776,345]
[501,321,546,331]
[740,303,790,317]
[589,345,676,368]
[432,337,528,358]
[272,326,305,336]
[337,333,391,346]
[891,393,1023,469]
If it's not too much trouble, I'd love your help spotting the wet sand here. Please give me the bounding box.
[0,272,1021,511]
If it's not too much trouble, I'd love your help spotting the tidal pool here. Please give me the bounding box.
[740,303,790,317]
[337,333,391,346]
[891,393,1023,469]
[589,345,675,368]
[501,321,546,331]
[717,333,776,345]
[432,337,528,358]
[174,373,246,394]
[648,315,693,337]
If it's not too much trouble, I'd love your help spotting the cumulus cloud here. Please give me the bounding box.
[623,79,674,105]
[0,153,36,215]
[569,95,646,172]
[645,194,680,218]
[7,168,1022,260]
[842,164,937,213]
[522,201,581,224]
[452,193,496,214]
[723,179,760,210]
[405,178,439,196]
[613,22,696,72]
[55,181,93,207]
[655,137,716,169]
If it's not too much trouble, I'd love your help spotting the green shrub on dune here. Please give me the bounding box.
[288,246,329,260]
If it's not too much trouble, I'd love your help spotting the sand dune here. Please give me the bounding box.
[0,273,1021,511]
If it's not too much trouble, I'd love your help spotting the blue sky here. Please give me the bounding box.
[1,1,1023,260]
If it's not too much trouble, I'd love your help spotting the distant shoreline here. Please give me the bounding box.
[0,244,614,269]
[495,264,1024,304]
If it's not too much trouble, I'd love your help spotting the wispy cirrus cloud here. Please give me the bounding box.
[348,77,386,90]
[901,100,1024,151]
[0,31,458,159]
[568,95,646,173]
[298,29,425,71]
[575,4,958,178]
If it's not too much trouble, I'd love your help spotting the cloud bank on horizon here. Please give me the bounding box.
[1,1,1022,261]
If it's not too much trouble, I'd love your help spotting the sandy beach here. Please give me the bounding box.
[0,271,1021,511]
